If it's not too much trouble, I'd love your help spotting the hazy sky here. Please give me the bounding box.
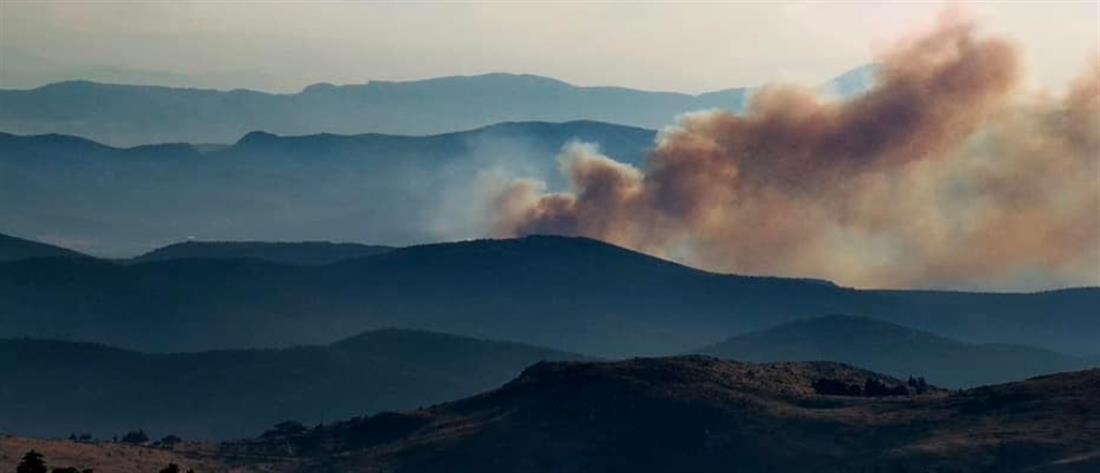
[1,1,1097,93]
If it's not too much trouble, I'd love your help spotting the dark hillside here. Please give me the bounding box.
[696,315,1092,387]
[0,330,583,439]
[0,235,1096,357]
[229,357,1100,473]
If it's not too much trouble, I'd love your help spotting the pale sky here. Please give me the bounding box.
[1,1,1097,93]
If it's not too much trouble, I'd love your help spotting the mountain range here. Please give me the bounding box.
[0,67,876,146]
[0,329,583,440]
[1,233,1096,358]
[0,121,655,256]
[694,315,1091,388]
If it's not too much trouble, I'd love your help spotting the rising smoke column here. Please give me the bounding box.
[493,15,1100,289]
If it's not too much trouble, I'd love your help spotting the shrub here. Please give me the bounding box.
[17,450,47,473]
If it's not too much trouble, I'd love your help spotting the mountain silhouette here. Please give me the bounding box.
[0,68,875,146]
[0,330,583,439]
[0,235,1096,359]
[0,121,655,256]
[694,315,1092,388]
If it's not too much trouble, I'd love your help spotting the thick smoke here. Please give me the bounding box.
[494,16,1100,289]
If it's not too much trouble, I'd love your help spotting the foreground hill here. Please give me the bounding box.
[695,315,1092,388]
[0,121,655,256]
[0,68,875,146]
[225,357,1100,473]
[0,235,1097,358]
[0,232,86,262]
[0,437,217,473]
[0,330,582,439]
[132,240,394,265]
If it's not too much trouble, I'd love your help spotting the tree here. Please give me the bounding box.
[16,450,47,473]
[158,435,182,449]
[120,430,149,444]
[67,433,93,443]
[916,376,929,394]
[907,375,930,394]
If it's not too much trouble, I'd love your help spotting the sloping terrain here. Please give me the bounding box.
[0,330,583,440]
[695,315,1093,388]
[0,232,87,262]
[0,236,1097,358]
[228,357,1100,473]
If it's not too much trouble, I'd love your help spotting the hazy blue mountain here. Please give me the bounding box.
[0,74,742,146]
[0,45,234,90]
[0,330,584,440]
[0,235,1096,358]
[133,241,394,265]
[0,232,87,262]
[0,68,875,146]
[694,315,1091,388]
[0,121,656,256]
[818,64,879,101]
[226,357,1100,473]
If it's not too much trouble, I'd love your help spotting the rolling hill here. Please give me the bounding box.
[0,235,1096,359]
[0,67,876,146]
[0,232,87,262]
[223,357,1100,473]
[7,357,1095,473]
[694,315,1092,388]
[0,121,656,256]
[132,241,394,265]
[0,330,583,440]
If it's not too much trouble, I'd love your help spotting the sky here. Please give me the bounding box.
[1,1,1097,94]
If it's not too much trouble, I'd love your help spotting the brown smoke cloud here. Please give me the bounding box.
[493,14,1100,290]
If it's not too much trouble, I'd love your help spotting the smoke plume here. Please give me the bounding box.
[493,15,1100,289]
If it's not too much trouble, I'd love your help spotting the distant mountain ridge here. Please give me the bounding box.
[0,68,876,146]
[0,234,1096,358]
[0,121,657,256]
[0,329,584,440]
[695,314,1092,388]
